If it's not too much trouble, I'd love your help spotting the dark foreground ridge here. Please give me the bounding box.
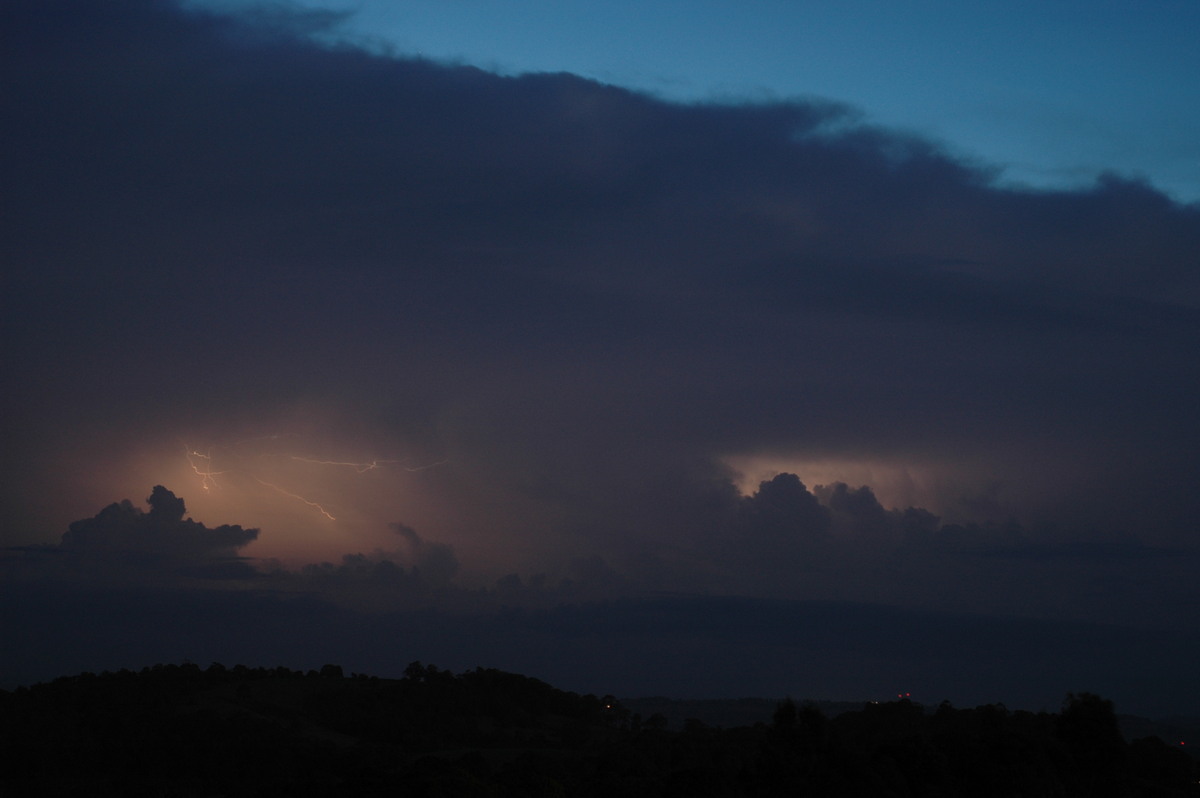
[2,663,1196,797]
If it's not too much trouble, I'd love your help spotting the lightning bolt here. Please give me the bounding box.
[288,456,449,473]
[254,478,337,521]
[183,446,226,491]
[289,457,399,472]
[403,459,449,472]
[176,433,443,522]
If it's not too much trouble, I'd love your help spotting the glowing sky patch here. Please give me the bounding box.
[725,454,941,514]
[130,429,449,564]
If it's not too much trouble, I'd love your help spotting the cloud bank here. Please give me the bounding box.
[4,482,1198,717]
[3,0,1199,709]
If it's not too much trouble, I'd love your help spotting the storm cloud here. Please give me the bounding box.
[3,0,1199,710]
[6,486,259,586]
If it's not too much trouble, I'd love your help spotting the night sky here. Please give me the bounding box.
[3,0,1199,716]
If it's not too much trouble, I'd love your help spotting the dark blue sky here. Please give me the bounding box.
[3,0,1199,715]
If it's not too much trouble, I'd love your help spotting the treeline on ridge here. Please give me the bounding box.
[1,662,1196,796]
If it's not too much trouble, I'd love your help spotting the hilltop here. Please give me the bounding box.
[2,663,1196,796]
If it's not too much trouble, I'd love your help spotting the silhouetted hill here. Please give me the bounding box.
[625,695,1200,751]
[1,663,1196,796]
[623,696,866,730]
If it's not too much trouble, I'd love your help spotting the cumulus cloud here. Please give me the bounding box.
[283,550,458,613]
[389,522,459,587]
[4,486,258,586]
[59,485,258,558]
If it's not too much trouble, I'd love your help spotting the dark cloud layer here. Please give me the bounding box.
[3,0,1199,709]
[4,580,1199,718]
[61,485,257,559]
[6,486,259,586]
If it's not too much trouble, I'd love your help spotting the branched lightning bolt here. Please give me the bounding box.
[184,446,226,491]
[178,433,442,521]
[254,478,337,521]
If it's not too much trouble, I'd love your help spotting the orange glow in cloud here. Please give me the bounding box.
[30,402,540,579]
[723,452,945,513]
[89,430,455,565]
[723,442,1106,529]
